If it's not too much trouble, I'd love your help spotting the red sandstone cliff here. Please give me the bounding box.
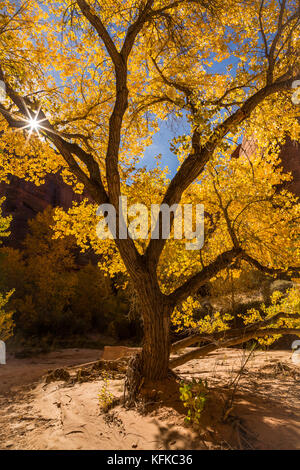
[278,138,300,197]
[235,136,300,197]
[0,173,90,247]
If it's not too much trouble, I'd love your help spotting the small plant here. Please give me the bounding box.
[98,370,114,412]
[179,378,207,426]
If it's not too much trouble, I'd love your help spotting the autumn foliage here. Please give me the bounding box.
[0,1,299,382]
[0,207,131,343]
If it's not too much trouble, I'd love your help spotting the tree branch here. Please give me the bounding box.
[241,251,300,278]
[121,0,155,60]
[0,66,109,204]
[170,327,300,369]
[167,247,242,307]
[76,0,121,69]
[171,311,299,353]
[145,73,300,266]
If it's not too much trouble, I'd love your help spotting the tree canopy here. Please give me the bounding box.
[0,0,299,380]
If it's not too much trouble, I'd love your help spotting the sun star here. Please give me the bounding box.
[4,103,56,142]
[28,117,40,132]
[20,105,50,141]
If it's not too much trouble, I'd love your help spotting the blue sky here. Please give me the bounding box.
[139,54,243,177]
[141,118,189,177]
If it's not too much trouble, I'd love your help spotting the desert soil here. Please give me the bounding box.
[0,347,299,450]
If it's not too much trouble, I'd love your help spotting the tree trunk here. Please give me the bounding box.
[141,304,170,380]
[124,289,171,404]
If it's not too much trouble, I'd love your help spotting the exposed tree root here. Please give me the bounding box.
[123,351,185,409]
[124,353,144,407]
[45,368,71,384]
[44,358,129,384]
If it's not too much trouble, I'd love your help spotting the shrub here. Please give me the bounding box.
[98,371,114,412]
[0,207,131,342]
[179,378,208,426]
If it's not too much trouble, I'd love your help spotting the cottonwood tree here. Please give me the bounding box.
[0,0,299,387]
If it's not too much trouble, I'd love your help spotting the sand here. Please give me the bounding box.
[0,347,299,450]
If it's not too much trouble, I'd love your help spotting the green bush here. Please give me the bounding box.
[179,378,208,426]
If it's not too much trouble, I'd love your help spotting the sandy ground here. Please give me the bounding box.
[0,349,103,395]
[0,347,299,450]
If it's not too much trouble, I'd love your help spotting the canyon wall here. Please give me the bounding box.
[0,173,89,247]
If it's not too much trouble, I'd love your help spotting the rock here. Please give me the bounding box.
[102,346,141,361]
[0,172,91,248]
[236,136,300,198]
[277,137,300,197]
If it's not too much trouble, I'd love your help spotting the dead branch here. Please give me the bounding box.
[170,328,300,369]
